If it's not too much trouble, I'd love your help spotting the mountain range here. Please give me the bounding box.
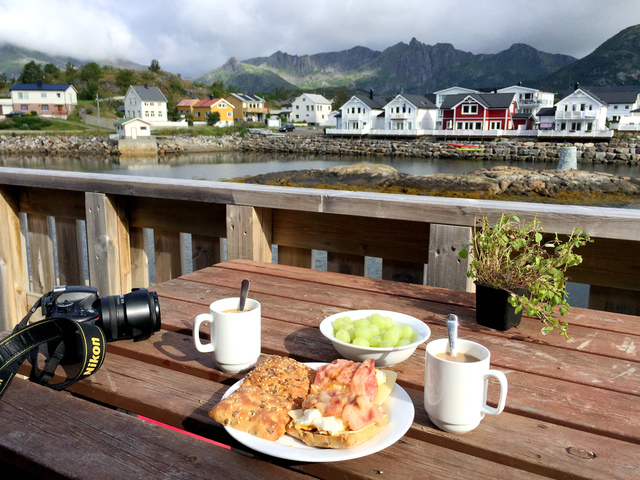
[2,24,639,97]
[194,24,640,95]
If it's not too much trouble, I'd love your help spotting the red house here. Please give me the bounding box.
[440,93,525,131]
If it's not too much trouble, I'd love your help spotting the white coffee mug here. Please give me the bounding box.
[424,338,508,433]
[192,297,261,373]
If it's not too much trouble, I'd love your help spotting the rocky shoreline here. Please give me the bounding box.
[238,163,640,204]
[0,133,640,165]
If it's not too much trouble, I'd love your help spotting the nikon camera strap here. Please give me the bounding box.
[0,297,106,400]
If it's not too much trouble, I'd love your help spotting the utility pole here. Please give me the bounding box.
[96,94,101,133]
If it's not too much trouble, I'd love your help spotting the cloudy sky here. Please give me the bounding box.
[1,0,638,78]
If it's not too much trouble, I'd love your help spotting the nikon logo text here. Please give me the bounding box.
[83,337,102,375]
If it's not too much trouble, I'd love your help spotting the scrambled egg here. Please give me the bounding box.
[290,408,347,435]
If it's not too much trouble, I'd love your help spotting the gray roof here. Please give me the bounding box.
[440,92,516,110]
[537,107,556,117]
[130,85,167,103]
[398,94,437,109]
[580,86,640,104]
[353,93,387,109]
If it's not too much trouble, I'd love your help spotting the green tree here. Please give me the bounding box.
[149,59,161,72]
[43,63,59,76]
[207,111,221,125]
[274,86,291,101]
[332,89,349,111]
[116,69,136,91]
[64,62,77,82]
[209,80,226,98]
[18,61,44,83]
[80,62,103,83]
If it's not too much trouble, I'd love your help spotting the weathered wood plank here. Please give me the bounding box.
[191,234,221,271]
[18,186,85,219]
[0,186,27,329]
[130,226,150,288]
[129,196,227,237]
[26,214,55,294]
[0,379,309,480]
[154,230,181,284]
[85,192,131,296]
[278,246,312,268]
[226,205,272,262]
[272,209,431,262]
[427,223,475,291]
[327,251,365,276]
[569,237,640,291]
[382,258,424,284]
[589,285,640,316]
[55,217,83,286]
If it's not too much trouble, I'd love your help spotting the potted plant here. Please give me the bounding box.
[459,214,592,338]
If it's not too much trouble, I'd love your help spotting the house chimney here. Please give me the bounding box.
[574,82,579,91]
[210,94,214,100]
[370,89,374,100]
[144,83,149,89]
[37,80,43,88]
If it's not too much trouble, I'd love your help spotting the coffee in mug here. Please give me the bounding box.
[424,338,508,433]
[192,297,261,373]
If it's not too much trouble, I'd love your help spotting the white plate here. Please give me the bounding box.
[222,362,415,462]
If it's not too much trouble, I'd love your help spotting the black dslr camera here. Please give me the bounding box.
[41,285,161,342]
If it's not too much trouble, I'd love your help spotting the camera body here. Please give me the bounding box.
[41,285,161,343]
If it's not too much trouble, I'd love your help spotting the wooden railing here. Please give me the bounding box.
[1,166,639,329]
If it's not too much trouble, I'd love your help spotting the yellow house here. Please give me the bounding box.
[192,98,234,126]
[224,93,268,122]
[177,99,198,117]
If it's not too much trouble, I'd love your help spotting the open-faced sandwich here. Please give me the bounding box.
[286,358,397,448]
[208,355,316,441]
[209,355,396,448]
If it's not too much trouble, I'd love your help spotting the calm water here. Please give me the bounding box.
[3,150,640,180]
[7,150,639,309]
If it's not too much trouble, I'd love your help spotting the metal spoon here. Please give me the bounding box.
[238,279,250,311]
[446,314,458,357]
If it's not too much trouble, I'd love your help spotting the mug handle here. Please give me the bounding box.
[482,369,508,416]
[193,313,214,353]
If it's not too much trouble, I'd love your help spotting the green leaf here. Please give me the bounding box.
[459,249,468,259]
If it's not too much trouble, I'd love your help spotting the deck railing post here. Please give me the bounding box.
[226,205,272,263]
[427,224,475,292]
[85,192,132,296]
[0,186,28,329]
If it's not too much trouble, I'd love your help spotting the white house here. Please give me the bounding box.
[114,117,152,138]
[291,93,332,125]
[336,91,387,134]
[577,85,640,124]
[378,94,438,133]
[433,86,479,108]
[554,87,609,133]
[124,85,168,124]
[8,82,78,118]
[497,84,555,120]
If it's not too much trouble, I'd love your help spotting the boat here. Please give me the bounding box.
[448,143,485,151]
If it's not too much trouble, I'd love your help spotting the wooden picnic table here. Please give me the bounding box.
[1,259,639,479]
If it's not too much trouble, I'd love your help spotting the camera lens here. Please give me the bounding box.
[97,289,161,341]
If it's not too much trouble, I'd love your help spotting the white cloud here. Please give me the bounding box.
[0,0,637,78]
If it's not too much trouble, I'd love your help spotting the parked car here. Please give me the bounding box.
[279,123,295,132]
[6,111,27,117]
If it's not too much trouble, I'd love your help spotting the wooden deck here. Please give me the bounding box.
[1,260,638,479]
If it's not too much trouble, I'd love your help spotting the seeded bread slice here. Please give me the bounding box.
[209,385,293,441]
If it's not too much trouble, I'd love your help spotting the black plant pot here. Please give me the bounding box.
[475,282,527,331]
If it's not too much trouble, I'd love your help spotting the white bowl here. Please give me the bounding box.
[319,309,431,367]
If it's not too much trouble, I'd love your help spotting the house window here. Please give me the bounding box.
[475,122,482,129]
[227,112,232,117]
[141,126,147,130]
[614,105,618,110]
[21,105,28,110]
[42,105,49,111]
[41,92,47,98]
[490,121,501,129]
[296,105,299,109]
[462,105,478,114]
[580,104,585,111]
[587,122,593,131]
